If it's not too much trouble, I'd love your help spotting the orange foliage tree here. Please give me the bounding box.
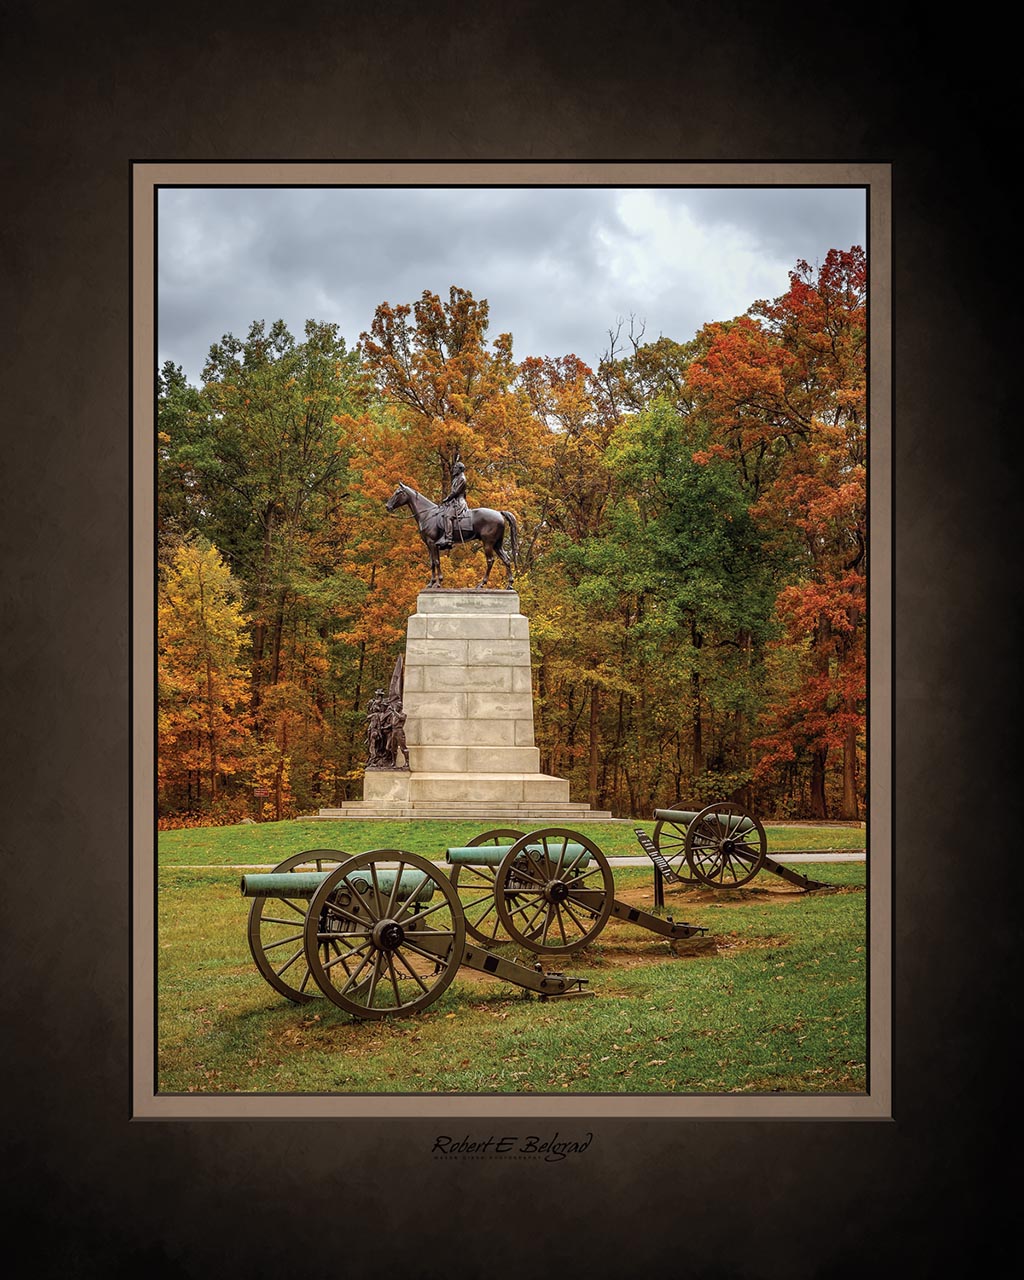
[687,248,867,817]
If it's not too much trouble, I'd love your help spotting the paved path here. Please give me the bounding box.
[609,853,864,865]
[168,851,865,870]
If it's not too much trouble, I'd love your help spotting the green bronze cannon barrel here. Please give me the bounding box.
[652,808,756,835]
[445,842,590,867]
[240,869,435,901]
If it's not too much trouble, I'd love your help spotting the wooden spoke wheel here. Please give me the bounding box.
[684,802,767,888]
[449,828,528,946]
[494,828,614,954]
[247,849,348,1004]
[651,802,692,881]
[304,851,466,1020]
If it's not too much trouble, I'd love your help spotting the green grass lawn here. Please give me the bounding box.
[157,817,866,867]
[155,821,866,1096]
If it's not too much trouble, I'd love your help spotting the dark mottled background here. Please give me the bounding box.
[2,1,1013,1274]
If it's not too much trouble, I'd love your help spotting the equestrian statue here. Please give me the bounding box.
[385,463,519,590]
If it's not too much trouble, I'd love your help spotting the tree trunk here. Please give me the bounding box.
[841,706,859,819]
[809,747,828,819]
[206,652,218,802]
[839,610,862,820]
[346,566,375,788]
[691,671,704,778]
[270,586,288,686]
[274,719,287,822]
[612,691,626,814]
[199,563,218,802]
[274,759,284,822]
[251,620,266,715]
[690,622,704,777]
[538,656,554,775]
[624,766,638,818]
[251,504,277,714]
[588,684,600,808]
[808,619,831,819]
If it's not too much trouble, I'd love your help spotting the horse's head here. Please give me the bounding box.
[385,484,410,513]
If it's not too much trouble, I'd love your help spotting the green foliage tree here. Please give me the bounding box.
[538,397,783,814]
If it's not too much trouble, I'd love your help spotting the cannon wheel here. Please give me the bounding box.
[247,849,348,1004]
[448,829,526,946]
[684,802,767,888]
[304,851,466,1020]
[651,802,693,882]
[494,828,614,954]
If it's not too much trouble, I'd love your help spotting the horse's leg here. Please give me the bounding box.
[494,542,515,589]
[478,542,495,589]
[423,534,438,587]
[486,518,515,589]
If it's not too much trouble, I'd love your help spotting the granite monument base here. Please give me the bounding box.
[317,590,610,821]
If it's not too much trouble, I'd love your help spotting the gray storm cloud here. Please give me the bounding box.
[158,185,866,384]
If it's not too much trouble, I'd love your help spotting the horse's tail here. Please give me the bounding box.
[501,511,519,564]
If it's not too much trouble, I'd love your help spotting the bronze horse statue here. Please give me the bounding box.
[385,483,518,589]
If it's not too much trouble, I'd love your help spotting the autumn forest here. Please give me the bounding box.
[157,247,867,826]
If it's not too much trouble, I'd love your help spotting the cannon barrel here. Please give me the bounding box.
[652,808,756,836]
[445,842,590,867]
[240,870,435,901]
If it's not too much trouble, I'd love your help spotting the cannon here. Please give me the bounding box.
[246,848,351,1004]
[651,800,830,892]
[242,848,591,1020]
[445,827,532,946]
[651,802,768,888]
[445,827,706,954]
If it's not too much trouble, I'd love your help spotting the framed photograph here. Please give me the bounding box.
[134,161,891,1120]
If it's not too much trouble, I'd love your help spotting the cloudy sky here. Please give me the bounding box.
[157,186,866,385]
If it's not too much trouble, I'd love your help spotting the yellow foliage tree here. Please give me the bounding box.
[158,537,252,813]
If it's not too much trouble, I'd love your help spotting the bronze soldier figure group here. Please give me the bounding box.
[365,687,409,770]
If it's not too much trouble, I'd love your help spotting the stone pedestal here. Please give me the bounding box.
[317,590,610,821]
[403,589,540,773]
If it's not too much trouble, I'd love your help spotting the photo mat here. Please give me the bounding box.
[135,160,891,1118]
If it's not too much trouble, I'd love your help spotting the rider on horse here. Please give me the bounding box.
[384,473,518,590]
[436,460,468,551]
